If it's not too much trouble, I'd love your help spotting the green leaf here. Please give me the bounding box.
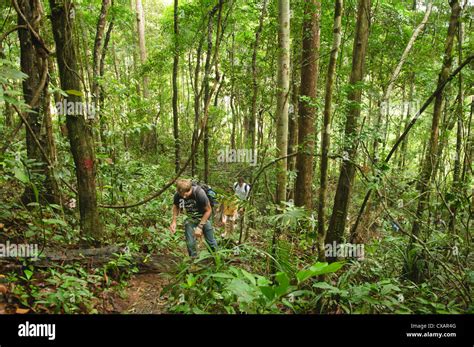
[297,262,344,284]
[42,218,67,227]
[226,278,255,303]
[24,269,33,280]
[210,273,234,279]
[259,286,275,301]
[65,89,83,97]
[13,166,29,184]
[241,269,256,286]
[275,272,290,297]
[313,282,338,290]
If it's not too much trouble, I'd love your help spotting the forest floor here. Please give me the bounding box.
[112,273,170,314]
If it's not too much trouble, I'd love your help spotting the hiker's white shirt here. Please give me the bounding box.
[234,182,249,200]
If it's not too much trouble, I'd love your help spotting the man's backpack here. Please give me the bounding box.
[192,181,218,207]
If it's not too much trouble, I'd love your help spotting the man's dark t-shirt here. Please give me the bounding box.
[173,185,210,221]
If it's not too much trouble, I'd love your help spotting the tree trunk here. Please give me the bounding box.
[203,11,215,183]
[295,0,321,209]
[399,74,414,169]
[230,32,236,150]
[449,3,465,233]
[135,0,148,99]
[98,20,114,146]
[326,0,370,249]
[50,0,103,242]
[287,74,299,201]
[275,0,290,204]
[249,0,268,152]
[92,0,111,120]
[318,0,343,259]
[411,0,461,238]
[191,36,204,177]
[374,1,432,162]
[172,0,181,174]
[16,0,59,205]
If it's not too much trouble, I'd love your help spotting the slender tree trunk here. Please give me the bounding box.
[287,72,299,201]
[191,36,204,177]
[92,0,111,121]
[50,0,103,242]
[374,1,432,161]
[204,0,225,183]
[135,0,148,98]
[172,0,181,173]
[318,0,343,259]
[294,0,321,208]
[275,0,290,204]
[411,0,461,239]
[249,0,268,152]
[16,0,59,204]
[326,0,370,250]
[230,32,236,150]
[203,10,215,183]
[399,74,414,169]
[449,6,465,233]
[98,20,114,146]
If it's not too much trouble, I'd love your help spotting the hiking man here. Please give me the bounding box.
[233,177,250,201]
[169,179,218,257]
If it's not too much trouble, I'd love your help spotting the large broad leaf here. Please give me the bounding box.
[259,286,275,301]
[226,278,256,303]
[297,262,344,284]
[240,269,256,286]
[274,272,290,297]
[13,167,29,184]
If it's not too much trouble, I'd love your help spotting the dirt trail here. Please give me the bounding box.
[112,273,171,314]
[109,253,180,314]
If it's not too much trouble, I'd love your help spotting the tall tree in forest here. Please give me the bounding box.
[294,0,321,209]
[92,0,112,144]
[203,5,216,183]
[449,1,465,233]
[373,0,432,159]
[50,0,103,242]
[326,0,370,249]
[275,0,290,203]
[191,36,204,177]
[411,0,461,240]
[172,0,180,173]
[318,0,343,258]
[14,0,59,204]
[135,0,148,98]
[203,0,225,183]
[249,0,268,152]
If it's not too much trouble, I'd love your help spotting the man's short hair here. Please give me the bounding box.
[176,179,192,194]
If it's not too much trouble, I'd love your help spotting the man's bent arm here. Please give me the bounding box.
[199,204,212,226]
